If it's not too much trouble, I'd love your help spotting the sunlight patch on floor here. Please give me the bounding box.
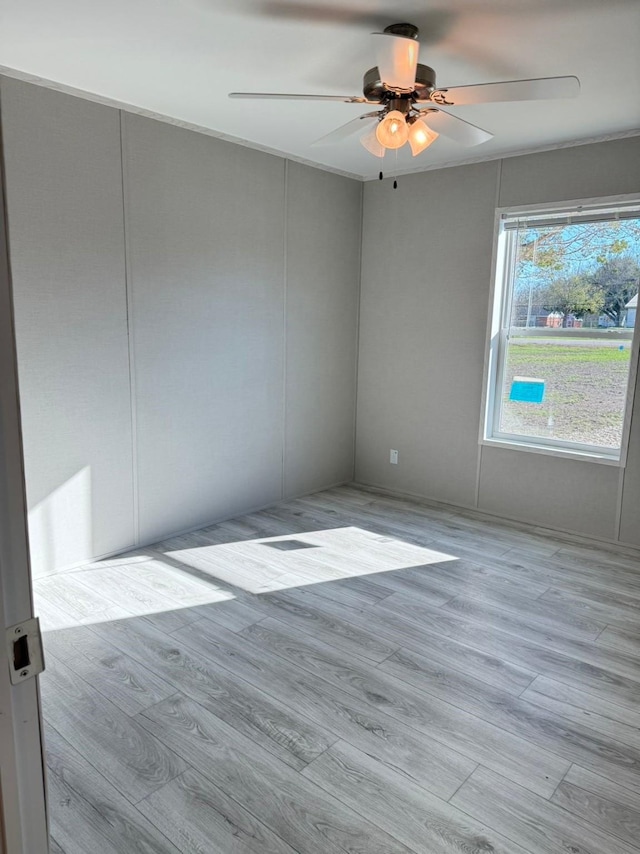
[34,526,457,632]
[160,526,457,594]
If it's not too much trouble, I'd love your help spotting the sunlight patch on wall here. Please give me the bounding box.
[29,467,93,576]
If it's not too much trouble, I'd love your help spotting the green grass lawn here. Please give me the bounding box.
[501,339,633,448]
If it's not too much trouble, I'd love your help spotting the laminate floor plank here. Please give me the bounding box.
[398,559,551,600]
[370,592,640,710]
[302,739,531,854]
[137,769,301,854]
[141,606,204,635]
[440,543,640,602]
[440,594,640,682]
[378,645,640,795]
[138,694,417,854]
[328,491,532,555]
[40,624,96,662]
[74,567,194,620]
[493,548,640,599]
[562,764,640,809]
[273,585,537,696]
[241,618,570,798]
[299,576,391,609]
[89,615,336,770]
[541,585,640,631]
[41,658,188,803]
[177,616,477,800]
[442,593,605,644]
[552,544,640,575]
[521,676,640,750]
[451,765,640,854]
[45,725,181,854]
[245,589,400,663]
[113,555,234,605]
[400,554,555,599]
[331,573,401,601]
[551,765,640,847]
[44,626,177,716]
[597,625,640,655]
[37,484,640,853]
[35,573,134,626]
[447,585,607,641]
[156,533,318,594]
[186,597,266,633]
[33,590,80,632]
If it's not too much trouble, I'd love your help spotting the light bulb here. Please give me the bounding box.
[408,119,439,156]
[375,110,409,150]
[360,125,385,158]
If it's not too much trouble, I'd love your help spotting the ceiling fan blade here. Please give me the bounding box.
[372,32,419,91]
[229,92,371,103]
[427,75,580,107]
[311,113,379,147]
[417,109,493,146]
[251,1,389,28]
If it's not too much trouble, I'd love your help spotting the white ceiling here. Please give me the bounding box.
[1,0,639,179]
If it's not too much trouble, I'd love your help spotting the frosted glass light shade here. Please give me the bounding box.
[374,34,419,91]
[408,119,439,156]
[360,126,385,158]
[375,111,408,149]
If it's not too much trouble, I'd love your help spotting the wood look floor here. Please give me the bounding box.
[34,485,640,854]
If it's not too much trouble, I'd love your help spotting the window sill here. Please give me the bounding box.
[480,437,624,467]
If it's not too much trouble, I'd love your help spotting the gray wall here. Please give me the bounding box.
[1,77,362,576]
[4,72,639,571]
[0,79,135,575]
[356,137,640,546]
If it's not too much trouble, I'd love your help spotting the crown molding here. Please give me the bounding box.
[1,65,639,184]
[362,127,640,181]
[0,66,362,182]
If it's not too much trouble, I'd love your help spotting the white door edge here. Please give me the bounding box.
[0,127,49,853]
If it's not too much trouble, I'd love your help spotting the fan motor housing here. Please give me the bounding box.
[363,63,437,103]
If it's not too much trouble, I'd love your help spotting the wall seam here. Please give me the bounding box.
[615,466,625,541]
[118,110,140,545]
[281,158,289,500]
[475,157,504,509]
[351,180,365,482]
[474,445,483,508]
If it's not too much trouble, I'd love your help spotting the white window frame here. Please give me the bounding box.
[480,194,640,467]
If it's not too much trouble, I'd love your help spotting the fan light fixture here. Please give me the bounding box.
[363,112,439,158]
[360,125,385,158]
[230,21,580,163]
[408,118,439,156]
[375,110,409,149]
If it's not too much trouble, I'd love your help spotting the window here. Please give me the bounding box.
[484,199,640,463]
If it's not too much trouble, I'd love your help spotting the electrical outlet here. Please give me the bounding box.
[390,449,399,464]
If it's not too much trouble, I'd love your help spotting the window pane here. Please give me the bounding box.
[499,331,633,449]
[495,215,640,453]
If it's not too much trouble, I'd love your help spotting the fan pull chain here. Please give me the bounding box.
[377,150,399,188]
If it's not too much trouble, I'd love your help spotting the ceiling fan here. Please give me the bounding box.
[229,22,580,159]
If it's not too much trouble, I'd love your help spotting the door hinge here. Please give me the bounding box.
[6,617,45,684]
